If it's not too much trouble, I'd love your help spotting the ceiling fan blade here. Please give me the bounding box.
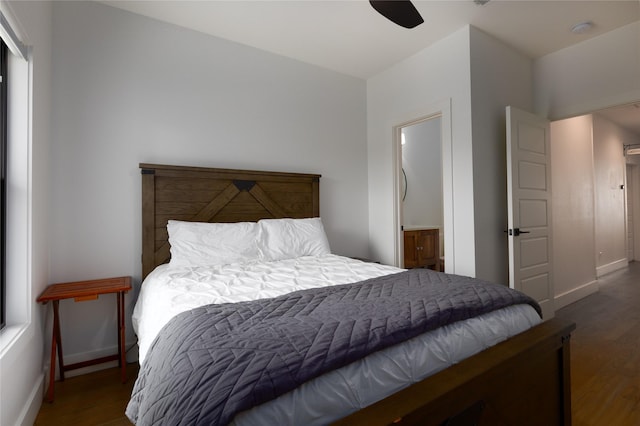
[369,0,424,29]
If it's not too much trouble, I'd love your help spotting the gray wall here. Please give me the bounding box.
[367,26,533,285]
[50,1,369,364]
[367,27,474,275]
[469,26,533,284]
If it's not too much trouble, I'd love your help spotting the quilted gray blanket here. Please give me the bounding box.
[126,268,540,425]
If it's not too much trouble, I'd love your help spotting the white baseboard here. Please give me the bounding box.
[596,258,628,278]
[17,373,44,426]
[555,280,599,310]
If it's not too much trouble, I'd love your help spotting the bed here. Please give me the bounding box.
[127,163,575,426]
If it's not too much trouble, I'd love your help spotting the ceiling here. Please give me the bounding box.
[100,0,640,135]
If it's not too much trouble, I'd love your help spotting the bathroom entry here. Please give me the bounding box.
[400,115,444,270]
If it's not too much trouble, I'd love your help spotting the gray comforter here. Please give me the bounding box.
[126,268,540,425]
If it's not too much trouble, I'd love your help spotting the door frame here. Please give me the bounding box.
[393,99,454,271]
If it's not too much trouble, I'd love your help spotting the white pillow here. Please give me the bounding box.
[167,220,261,267]
[258,217,331,261]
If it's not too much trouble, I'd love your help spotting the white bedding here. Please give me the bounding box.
[133,254,406,364]
[132,254,541,424]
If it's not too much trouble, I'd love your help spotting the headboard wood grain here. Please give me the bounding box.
[140,163,321,279]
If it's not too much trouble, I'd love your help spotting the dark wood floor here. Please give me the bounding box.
[34,263,640,425]
[556,261,640,426]
[34,363,139,426]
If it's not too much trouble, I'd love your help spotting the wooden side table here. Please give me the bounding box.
[37,276,132,402]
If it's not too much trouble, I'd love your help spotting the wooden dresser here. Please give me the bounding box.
[403,228,440,270]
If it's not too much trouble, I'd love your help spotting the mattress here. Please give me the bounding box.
[131,254,541,425]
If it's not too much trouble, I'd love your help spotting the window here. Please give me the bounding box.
[0,38,6,330]
[0,9,28,338]
[0,39,5,329]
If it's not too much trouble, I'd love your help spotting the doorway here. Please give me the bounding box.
[549,103,639,309]
[401,117,443,270]
[393,99,453,271]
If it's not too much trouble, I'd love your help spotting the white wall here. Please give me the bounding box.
[550,115,598,308]
[468,27,533,284]
[534,21,640,120]
[548,111,637,307]
[50,1,369,366]
[0,1,52,425]
[533,21,639,302]
[367,27,474,275]
[551,110,637,308]
[367,25,533,284]
[592,114,633,275]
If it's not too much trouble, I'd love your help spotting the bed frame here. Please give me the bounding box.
[139,163,575,426]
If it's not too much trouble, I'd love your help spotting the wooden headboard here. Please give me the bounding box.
[140,163,321,278]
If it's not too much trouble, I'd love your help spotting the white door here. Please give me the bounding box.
[506,106,554,319]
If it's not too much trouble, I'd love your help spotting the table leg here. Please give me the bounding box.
[46,301,60,403]
[117,292,122,368]
[118,291,127,383]
[54,301,65,382]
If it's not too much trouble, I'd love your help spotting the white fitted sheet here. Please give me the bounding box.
[132,254,541,424]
